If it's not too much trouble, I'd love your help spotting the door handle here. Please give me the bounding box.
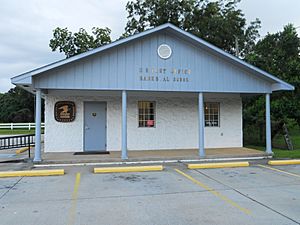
[85,126,90,130]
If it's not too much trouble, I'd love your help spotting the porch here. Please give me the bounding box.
[31,89,272,162]
[39,147,268,164]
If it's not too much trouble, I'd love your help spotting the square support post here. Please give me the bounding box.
[198,92,205,157]
[265,93,273,154]
[33,89,42,162]
[121,90,128,159]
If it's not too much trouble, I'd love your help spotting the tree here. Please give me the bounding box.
[0,87,36,122]
[49,27,112,58]
[124,0,261,57]
[244,24,300,144]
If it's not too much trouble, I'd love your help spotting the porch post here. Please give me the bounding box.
[33,89,42,162]
[121,90,128,159]
[265,93,273,154]
[198,92,205,157]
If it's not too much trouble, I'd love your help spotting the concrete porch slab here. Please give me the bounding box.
[37,147,269,164]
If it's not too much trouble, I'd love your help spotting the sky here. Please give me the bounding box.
[0,0,300,93]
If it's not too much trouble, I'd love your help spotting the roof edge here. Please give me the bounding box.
[11,23,294,92]
[272,82,295,91]
[11,23,173,80]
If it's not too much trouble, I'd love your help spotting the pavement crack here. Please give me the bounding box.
[0,177,23,201]
[73,189,222,201]
[0,189,231,205]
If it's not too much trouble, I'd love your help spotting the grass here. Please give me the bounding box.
[245,127,300,159]
[245,145,300,159]
[271,149,300,159]
[272,128,300,150]
[0,129,44,135]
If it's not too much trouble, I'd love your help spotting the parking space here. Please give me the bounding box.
[0,163,299,225]
[190,164,300,224]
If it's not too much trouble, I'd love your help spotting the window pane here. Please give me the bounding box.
[138,101,156,128]
[204,102,219,127]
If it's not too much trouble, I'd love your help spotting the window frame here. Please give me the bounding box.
[204,102,220,127]
[137,101,156,128]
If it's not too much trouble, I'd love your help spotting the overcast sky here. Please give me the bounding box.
[1,0,300,93]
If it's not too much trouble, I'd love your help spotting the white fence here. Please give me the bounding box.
[0,123,45,130]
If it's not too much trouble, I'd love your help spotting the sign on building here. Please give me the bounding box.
[54,101,76,122]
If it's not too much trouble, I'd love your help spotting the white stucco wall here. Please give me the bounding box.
[45,96,83,152]
[44,92,242,152]
[44,94,121,152]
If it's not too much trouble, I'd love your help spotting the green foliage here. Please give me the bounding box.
[243,24,300,147]
[124,0,261,57]
[0,87,36,123]
[246,24,300,84]
[49,27,112,58]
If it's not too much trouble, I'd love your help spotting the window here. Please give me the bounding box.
[205,102,220,127]
[138,101,156,127]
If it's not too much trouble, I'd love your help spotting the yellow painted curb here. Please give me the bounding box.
[268,160,300,166]
[188,161,249,169]
[16,147,29,154]
[0,169,65,178]
[94,165,163,173]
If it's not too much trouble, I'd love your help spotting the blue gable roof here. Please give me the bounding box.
[11,23,294,93]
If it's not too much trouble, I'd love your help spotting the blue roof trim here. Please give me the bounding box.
[11,23,294,91]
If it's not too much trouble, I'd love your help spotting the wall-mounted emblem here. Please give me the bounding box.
[54,101,76,122]
[157,44,172,59]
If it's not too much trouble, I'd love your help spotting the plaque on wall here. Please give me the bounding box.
[54,101,76,122]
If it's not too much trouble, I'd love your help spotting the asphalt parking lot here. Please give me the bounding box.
[0,163,299,225]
